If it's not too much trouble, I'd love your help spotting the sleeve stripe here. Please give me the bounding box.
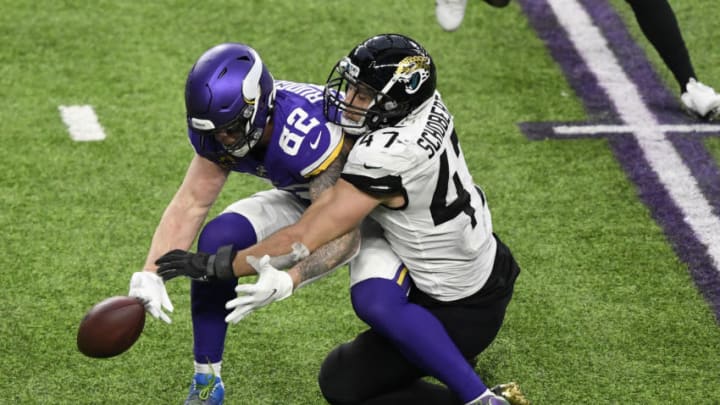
[341,173,404,195]
[396,266,408,286]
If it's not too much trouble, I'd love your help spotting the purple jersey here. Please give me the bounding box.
[188,80,344,202]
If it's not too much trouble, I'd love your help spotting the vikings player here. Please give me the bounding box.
[127,42,359,404]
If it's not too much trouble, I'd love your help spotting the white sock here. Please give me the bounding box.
[194,361,222,377]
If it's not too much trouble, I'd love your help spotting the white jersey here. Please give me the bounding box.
[341,92,497,301]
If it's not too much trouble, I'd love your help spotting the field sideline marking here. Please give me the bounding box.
[59,105,107,141]
[520,0,720,319]
[547,0,720,270]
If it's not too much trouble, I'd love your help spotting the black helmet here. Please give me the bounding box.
[324,34,437,135]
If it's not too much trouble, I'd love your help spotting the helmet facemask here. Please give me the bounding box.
[324,57,408,136]
[190,103,262,157]
[325,34,437,137]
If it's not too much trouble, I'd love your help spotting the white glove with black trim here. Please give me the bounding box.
[129,271,174,323]
[225,255,293,324]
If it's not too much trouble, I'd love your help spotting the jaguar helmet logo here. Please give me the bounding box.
[394,56,431,94]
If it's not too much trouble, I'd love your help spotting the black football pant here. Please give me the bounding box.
[318,236,520,405]
[625,0,696,92]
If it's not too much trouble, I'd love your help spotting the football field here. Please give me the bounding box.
[2,0,719,403]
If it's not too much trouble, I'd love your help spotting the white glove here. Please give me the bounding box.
[225,255,293,324]
[129,271,174,324]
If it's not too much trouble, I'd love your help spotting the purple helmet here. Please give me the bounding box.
[185,43,275,157]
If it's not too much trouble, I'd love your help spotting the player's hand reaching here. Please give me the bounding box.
[225,255,294,324]
[128,271,174,323]
[155,246,236,282]
[155,250,212,281]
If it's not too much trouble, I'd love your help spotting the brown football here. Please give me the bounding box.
[77,296,145,358]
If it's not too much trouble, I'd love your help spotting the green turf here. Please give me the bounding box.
[1,0,719,403]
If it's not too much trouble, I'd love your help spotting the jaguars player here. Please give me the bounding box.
[155,35,525,405]
[127,43,360,405]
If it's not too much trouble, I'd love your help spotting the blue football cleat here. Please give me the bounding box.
[185,373,225,405]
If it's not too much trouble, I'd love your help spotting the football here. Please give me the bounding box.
[77,296,146,358]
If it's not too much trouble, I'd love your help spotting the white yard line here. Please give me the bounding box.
[59,105,107,141]
[549,0,720,268]
[554,124,720,135]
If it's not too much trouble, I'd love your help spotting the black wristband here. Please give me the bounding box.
[205,254,217,280]
[212,245,237,280]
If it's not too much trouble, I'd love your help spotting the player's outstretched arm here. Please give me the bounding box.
[232,178,379,278]
[142,155,229,270]
[284,141,361,287]
[129,154,229,323]
[153,179,380,284]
